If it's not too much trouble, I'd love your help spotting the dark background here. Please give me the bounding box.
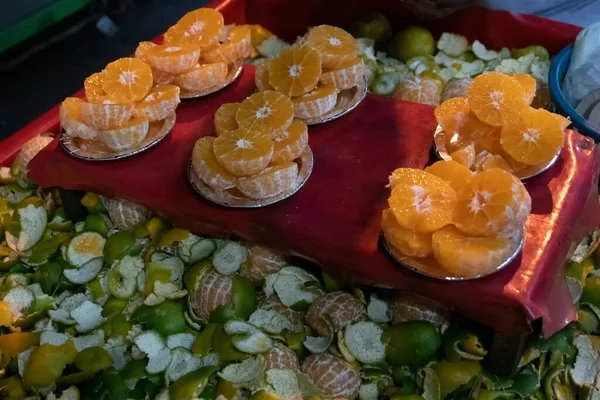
[0,0,208,140]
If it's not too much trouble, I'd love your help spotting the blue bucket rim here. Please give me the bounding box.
[549,43,600,142]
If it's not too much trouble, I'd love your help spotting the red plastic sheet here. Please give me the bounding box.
[6,1,600,336]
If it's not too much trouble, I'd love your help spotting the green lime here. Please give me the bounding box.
[132,300,186,336]
[388,26,435,62]
[349,11,392,43]
[157,228,190,250]
[430,360,481,397]
[104,230,146,265]
[581,275,600,308]
[511,45,550,61]
[384,320,442,370]
[80,193,106,213]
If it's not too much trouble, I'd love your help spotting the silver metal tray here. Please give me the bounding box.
[188,147,313,208]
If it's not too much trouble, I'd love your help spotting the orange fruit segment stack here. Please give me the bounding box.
[60,55,181,153]
[394,77,442,106]
[382,160,531,278]
[434,72,568,174]
[135,8,249,95]
[256,25,364,120]
[191,91,312,201]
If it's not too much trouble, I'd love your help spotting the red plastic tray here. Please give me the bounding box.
[7,0,600,336]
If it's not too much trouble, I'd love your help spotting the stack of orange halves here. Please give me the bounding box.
[435,72,570,173]
[255,25,364,120]
[135,8,251,95]
[192,91,310,200]
[60,57,180,153]
[382,160,531,278]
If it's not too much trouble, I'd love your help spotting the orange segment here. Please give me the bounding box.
[133,84,180,122]
[84,73,106,102]
[512,74,536,105]
[500,108,565,165]
[454,168,527,237]
[146,44,201,74]
[79,100,134,130]
[319,58,363,91]
[432,225,513,277]
[388,169,456,233]
[271,121,309,164]
[192,137,237,190]
[424,160,472,193]
[306,25,358,69]
[449,143,475,168]
[98,117,149,151]
[235,91,294,139]
[173,62,228,92]
[203,25,251,64]
[381,208,433,258]
[167,8,224,50]
[473,129,503,155]
[435,98,470,135]
[482,155,512,172]
[393,77,441,106]
[467,72,528,126]
[214,103,240,136]
[213,129,274,176]
[236,162,298,200]
[102,58,153,103]
[553,114,571,131]
[292,86,338,119]
[60,98,98,140]
[268,46,322,97]
[254,58,274,91]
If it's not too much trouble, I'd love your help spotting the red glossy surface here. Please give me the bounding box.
[5,0,599,336]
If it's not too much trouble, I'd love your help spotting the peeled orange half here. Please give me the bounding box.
[388,168,456,233]
[98,117,149,151]
[501,108,564,165]
[84,72,106,102]
[381,208,433,258]
[213,129,274,176]
[271,121,308,164]
[235,91,294,139]
[236,162,298,200]
[173,62,228,92]
[268,46,322,97]
[306,25,359,70]
[79,100,134,130]
[214,103,240,136]
[292,86,338,119]
[134,84,180,122]
[146,44,201,74]
[60,98,98,140]
[203,25,251,64]
[167,8,224,50]
[468,72,528,126]
[319,57,363,91]
[102,58,153,103]
[432,225,513,277]
[192,137,237,190]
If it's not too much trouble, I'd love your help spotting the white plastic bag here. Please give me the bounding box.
[563,21,600,107]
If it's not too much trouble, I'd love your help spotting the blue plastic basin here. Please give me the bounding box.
[549,43,600,142]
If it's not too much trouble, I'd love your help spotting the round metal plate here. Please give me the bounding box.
[297,77,367,126]
[180,61,243,99]
[433,125,561,180]
[60,114,176,161]
[381,231,525,281]
[189,148,314,208]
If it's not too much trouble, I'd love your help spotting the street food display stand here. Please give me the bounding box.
[1,0,600,390]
